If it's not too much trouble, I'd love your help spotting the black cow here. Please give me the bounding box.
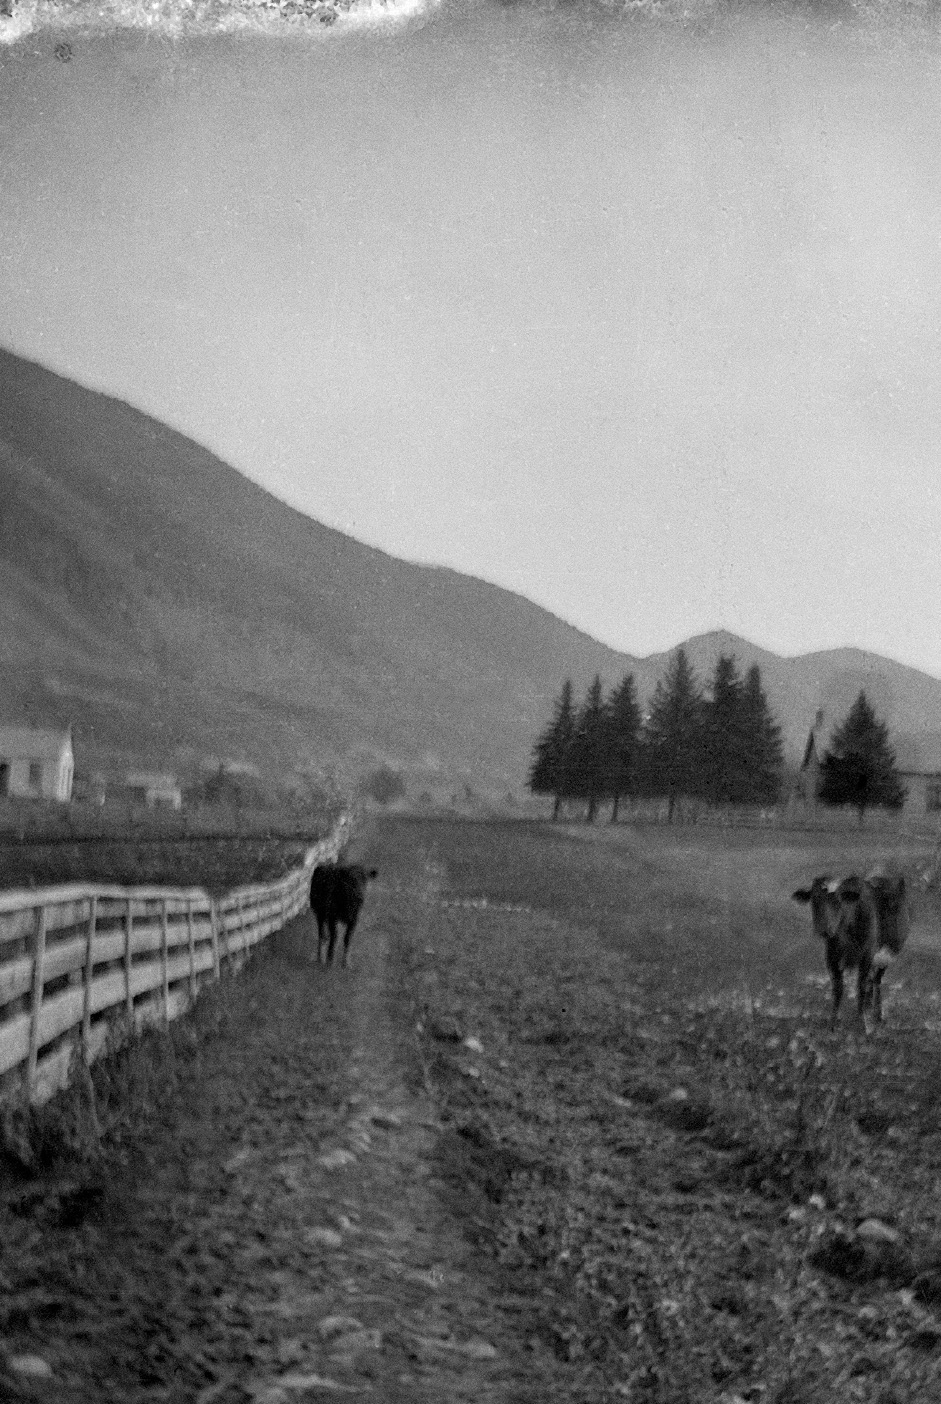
[309,862,378,968]
[792,868,911,1030]
[863,867,911,1023]
[792,874,878,1030]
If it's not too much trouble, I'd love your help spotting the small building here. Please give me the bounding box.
[893,735,941,820]
[794,709,826,808]
[124,772,183,810]
[0,725,74,802]
[796,729,822,806]
[796,721,941,820]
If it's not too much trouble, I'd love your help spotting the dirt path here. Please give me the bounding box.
[0,837,543,1403]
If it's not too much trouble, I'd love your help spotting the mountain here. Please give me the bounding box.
[0,347,631,797]
[3,345,941,798]
[627,631,941,776]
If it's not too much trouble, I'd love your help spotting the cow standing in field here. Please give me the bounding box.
[309,862,378,968]
[863,868,911,1023]
[792,869,911,1031]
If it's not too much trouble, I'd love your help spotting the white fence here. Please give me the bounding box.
[0,824,347,1108]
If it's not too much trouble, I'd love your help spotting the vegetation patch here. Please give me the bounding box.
[0,832,324,893]
[404,817,941,1402]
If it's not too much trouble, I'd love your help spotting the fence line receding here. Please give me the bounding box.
[0,824,346,1107]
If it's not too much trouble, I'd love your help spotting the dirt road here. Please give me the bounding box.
[0,825,559,1403]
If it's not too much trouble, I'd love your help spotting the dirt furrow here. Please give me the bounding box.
[0,846,542,1403]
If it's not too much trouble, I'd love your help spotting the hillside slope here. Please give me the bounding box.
[0,347,632,793]
[3,346,941,794]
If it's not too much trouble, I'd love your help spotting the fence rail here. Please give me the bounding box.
[0,822,347,1107]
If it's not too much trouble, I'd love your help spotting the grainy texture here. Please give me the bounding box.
[3,815,941,1403]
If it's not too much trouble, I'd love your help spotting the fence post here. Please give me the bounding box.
[220,898,232,974]
[124,898,134,1021]
[186,899,196,1002]
[26,905,48,1098]
[81,895,97,1063]
[210,898,221,982]
[235,893,244,969]
[160,898,169,1030]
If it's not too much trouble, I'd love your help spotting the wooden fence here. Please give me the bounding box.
[0,824,347,1108]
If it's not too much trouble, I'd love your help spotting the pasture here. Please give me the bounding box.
[4,813,941,1403]
[390,815,941,1402]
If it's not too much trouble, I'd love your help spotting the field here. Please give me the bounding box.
[5,813,941,1402]
[0,804,340,893]
[392,816,941,1402]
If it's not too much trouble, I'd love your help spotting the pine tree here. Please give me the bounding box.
[607,673,642,823]
[818,691,906,823]
[741,664,784,804]
[702,654,749,805]
[569,675,610,822]
[528,680,576,820]
[641,648,705,823]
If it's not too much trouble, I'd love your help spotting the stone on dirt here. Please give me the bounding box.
[317,1148,357,1170]
[275,1372,359,1392]
[328,1327,383,1356]
[305,1226,344,1248]
[317,1313,366,1339]
[856,1218,901,1244]
[8,1353,54,1378]
[369,1107,403,1128]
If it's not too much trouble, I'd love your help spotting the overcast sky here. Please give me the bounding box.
[2,1,941,674]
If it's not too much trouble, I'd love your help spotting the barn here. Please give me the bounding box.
[0,725,74,802]
[124,772,183,810]
[893,735,941,820]
[796,722,941,821]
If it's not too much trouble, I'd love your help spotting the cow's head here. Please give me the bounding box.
[792,874,860,943]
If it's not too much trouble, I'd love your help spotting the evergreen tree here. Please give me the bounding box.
[569,674,610,822]
[528,680,576,820]
[818,691,906,823]
[607,673,642,823]
[702,654,749,805]
[641,648,705,823]
[741,664,784,804]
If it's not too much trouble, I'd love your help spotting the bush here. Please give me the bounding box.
[360,766,407,805]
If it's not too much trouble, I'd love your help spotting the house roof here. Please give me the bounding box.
[0,726,71,762]
[893,733,941,775]
[125,773,181,792]
[800,731,819,770]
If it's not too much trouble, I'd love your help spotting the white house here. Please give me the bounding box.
[0,725,74,802]
[124,772,183,810]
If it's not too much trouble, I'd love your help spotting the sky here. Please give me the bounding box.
[2,0,941,675]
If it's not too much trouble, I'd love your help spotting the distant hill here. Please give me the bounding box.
[3,346,941,797]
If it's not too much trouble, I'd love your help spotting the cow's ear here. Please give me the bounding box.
[792,889,812,903]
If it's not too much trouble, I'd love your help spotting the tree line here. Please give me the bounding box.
[529,649,908,825]
[529,649,783,822]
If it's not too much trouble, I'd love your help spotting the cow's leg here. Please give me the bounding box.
[857,960,873,1033]
[340,914,359,969]
[316,916,328,964]
[828,958,844,1029]
[873,967,885,1024]
[326,916,340,966]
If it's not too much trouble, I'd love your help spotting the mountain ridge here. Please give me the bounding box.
[2,345,941,795]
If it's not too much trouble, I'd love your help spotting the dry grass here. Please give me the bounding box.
[393,816,941,1403]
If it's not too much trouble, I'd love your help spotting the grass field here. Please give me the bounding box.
[387,815,941,1403]
[0,805,341,893]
